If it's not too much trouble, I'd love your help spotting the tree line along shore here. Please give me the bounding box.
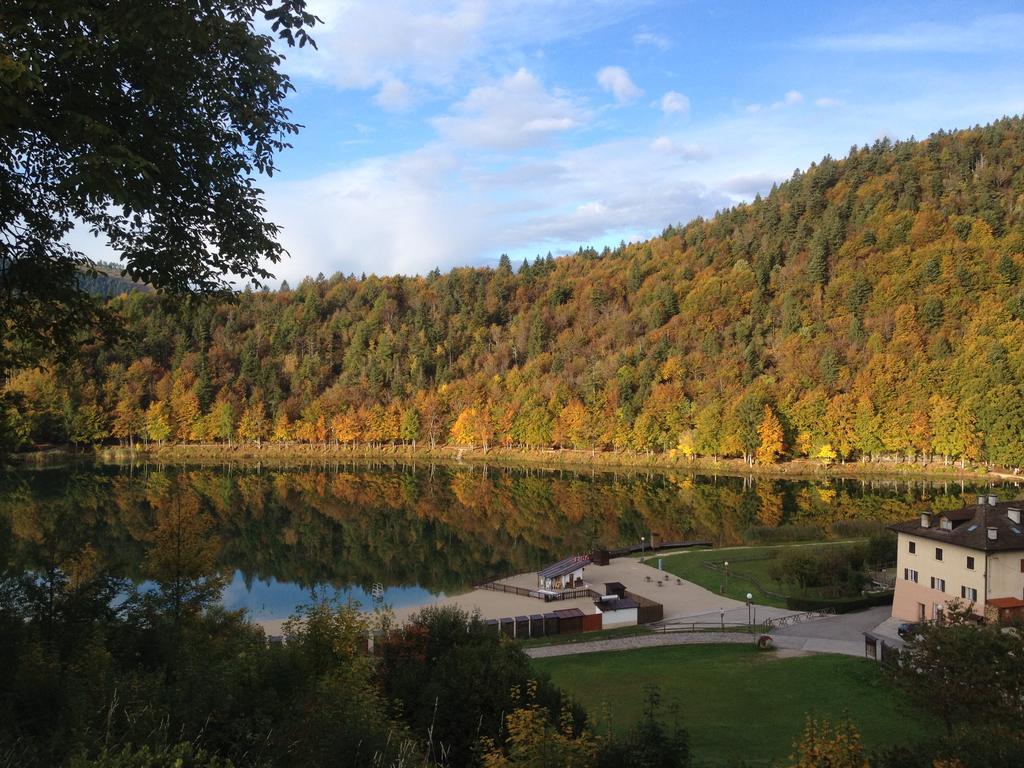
[76,441,1005,481]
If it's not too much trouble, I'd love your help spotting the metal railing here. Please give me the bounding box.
[763,608,836,629]
[652,619,769,634]
[474,581,603,602]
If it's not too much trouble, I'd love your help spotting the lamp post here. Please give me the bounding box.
[724,561,729,594]
[641,535,645,554]
[746,593,753,626]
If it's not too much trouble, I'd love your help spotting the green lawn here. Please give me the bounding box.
[533,644,937,767]
[652,541,863,608]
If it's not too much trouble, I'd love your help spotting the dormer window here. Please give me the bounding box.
[940,518,953,531]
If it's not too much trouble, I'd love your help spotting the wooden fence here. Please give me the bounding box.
[625,590,663,624]
[475,581,603,602]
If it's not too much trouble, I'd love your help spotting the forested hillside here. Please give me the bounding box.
[7,117,1024,467]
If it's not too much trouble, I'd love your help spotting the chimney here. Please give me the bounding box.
[976,495,986,506]
[987,527,998,541]
[920,512,932,528]
[988,494,998,506]
[1009,508,1022,525]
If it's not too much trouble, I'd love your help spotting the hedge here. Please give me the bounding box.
[785,591,894,614]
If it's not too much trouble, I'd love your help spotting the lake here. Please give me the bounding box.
[0,459,1015,622]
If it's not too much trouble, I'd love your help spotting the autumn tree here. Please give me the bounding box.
[787,716,868,768]
[756,405,784,464]
[481,682,596,768]
[237,397,269,445]
[145,401,172,445]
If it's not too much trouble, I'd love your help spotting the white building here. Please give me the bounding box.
[537,555,589,591]
[594,595,639,627]
[889,495,1024,623]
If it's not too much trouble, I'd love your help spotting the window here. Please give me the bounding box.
[904,568,919,583]
[967,556,975,570]
[908,541,916,554]
[930,577,946,592]
[935,547,943,561]
[961,586,978,602]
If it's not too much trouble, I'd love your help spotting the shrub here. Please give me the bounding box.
[743,524,825,544]
[785,592,894,613]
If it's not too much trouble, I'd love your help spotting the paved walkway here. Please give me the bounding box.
[525,631,756,658]
[527,606,899,659]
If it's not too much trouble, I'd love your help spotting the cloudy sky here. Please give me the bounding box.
[234,1,1024,281]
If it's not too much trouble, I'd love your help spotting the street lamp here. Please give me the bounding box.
[641,535,646,554]
[724,561,729,594]
[746,592,753,626]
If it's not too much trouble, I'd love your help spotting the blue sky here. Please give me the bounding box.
[249,0,1024,282]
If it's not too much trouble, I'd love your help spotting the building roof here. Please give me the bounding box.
[553,608,585,619]
[539,555,590,579]
[595,597,639,612]
[889,500,1024,552]
[988,597,1024,609]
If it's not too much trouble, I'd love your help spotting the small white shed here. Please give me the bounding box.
[594,596,639,627]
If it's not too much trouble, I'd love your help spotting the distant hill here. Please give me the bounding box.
[77,261,151,299]
[7,116,1024,468]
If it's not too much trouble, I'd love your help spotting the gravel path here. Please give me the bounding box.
[525,632,756,658]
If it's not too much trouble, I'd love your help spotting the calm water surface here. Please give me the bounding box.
[1,460,1016,620]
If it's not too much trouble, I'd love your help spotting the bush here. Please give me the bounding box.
[769,544,870,597]
[866,532,897,565]
[830,519,889,538]
[785,592,894,613]
[743,524,825,544]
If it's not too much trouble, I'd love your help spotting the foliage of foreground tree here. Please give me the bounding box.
[888,620,1024,736]
[377,605,584,768]
[0,0,318,373]
[596,686,691,768]
[787,716,868,768]
[480,681,598,768]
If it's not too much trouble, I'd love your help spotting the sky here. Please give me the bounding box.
[84,1,1024,284]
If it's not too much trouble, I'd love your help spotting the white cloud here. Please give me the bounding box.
[660,90,690,115]
[264,134,735,281]
[431,68,584,149]
[374,78,414,112]
[287,0,486,90]
[650,136,674,152]
[814,97,843,108]
[719,172,782,198]
[650,136,709,160]
[284,0,653,103]
[747,90,804,113]
[267,146,489,279]
[597,66,643,104]
[809,13,1024,53]
[633,30,670,50]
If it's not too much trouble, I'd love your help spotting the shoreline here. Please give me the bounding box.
[26,442,1014,483]
[6,441,1010,483]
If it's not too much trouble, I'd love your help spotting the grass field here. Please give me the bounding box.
[653,541,864,608]
[533,644,937,767]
